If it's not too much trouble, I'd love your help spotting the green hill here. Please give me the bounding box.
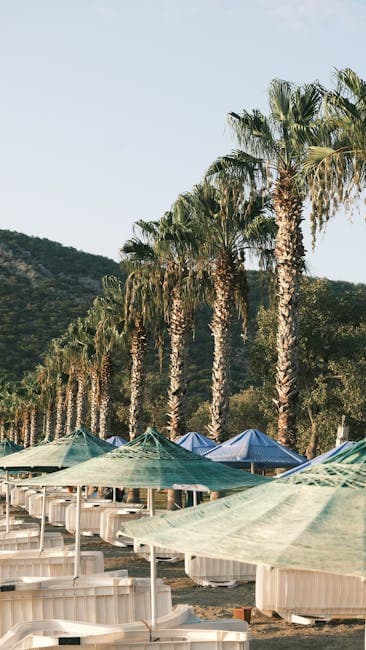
[0,230,121,381]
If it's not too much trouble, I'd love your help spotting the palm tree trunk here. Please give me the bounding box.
[23,410,30,447]
[55,381,64,439]
[89,368,99,436]
[167,289,189,439]
[274,171,304,449]
[30,407,38,446]
[208,252,234,443]
[167,289,188,510]
[45,403,53,440]
[128,320,147,440]
[99,353,113,439]
[65,375,77,434]
[0,420,4,442]
[76,371,87,429]
[127,320,147,504]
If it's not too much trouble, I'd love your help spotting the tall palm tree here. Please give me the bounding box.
[92,277,126,439]
[124,199,200,442]
[186,178,275,442]
[307,68,366,229]
[223,79,323,448]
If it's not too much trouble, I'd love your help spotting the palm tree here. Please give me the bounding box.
[223,79,323,448]
[92,277,126,438]
[186,178,275,443]
[124,199,200,442]
[307,68,366,230]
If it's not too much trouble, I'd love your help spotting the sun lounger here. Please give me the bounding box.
[0,548,104,579]
[100,508,145,547]
[185,554,256,587]
[133,539,184,563]
[256,564,366,621]
[0,572,171,638]
[0,530,63,551]
[65,500,123,536]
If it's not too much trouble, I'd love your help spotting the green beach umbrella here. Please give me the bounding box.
[120,441,366,614]
[6,428,113,552]
[0,439,23,456]
[0,427,113,472]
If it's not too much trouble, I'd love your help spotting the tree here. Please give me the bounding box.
[307,68,366,232]
[186,178,275,442]
[224,79,323,448]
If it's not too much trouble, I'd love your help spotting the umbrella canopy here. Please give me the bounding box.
[0,439,23,456]
[175,432,217,456]
[0,427,112,472]
[278,440,356,478]
[121,451,366,579]
[106,435,128,447]
[16,427,270,490]
[204,428,305,469]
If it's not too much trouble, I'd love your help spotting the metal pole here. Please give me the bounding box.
[112,488,116,503]
[148,487,157,631]
[5,471,9,533]
[39,486,46,551]
[193,490,197,507]
[74,485,82,579]
[250,462,255,475]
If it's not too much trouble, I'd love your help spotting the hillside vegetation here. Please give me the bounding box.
[0,230,121,381]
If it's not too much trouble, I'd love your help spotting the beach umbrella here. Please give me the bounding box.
[17,426,270,628]
[0,439,24,533]
[6,428,113,550]
[120,439,366,640]
[278,440,357,478]
[204,428,305,471]
[175,432,217,456]
[106,435,128,447]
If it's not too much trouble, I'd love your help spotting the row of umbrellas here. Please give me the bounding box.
[0,426,364,634]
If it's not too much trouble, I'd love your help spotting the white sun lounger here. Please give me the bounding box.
[65,501,123,536]
[256,564,366,621]
[100,508,146,547]
[133,539,184,563]
[0,572,171,638]
[0,548,104,579]
[0,607,250,649]
[185,555,256,587]
[0,530,63,551]
[27,491,72,519]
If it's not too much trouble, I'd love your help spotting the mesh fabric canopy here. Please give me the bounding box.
[204,428,305,468]
[175,432,217,456]
[121,458,366,579]
[0,427,112,472]
[0,439,23,456]
[17,427,270,490]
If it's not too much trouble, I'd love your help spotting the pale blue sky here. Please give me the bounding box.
[0,0,365,282]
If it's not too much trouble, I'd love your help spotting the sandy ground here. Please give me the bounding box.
[9,505,365,649]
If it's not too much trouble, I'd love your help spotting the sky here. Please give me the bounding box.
[0,0,365,283]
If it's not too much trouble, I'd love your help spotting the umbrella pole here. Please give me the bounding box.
[148,487,157,632]
[39,486,46,551]
[193,490,197,507]
[5,471,9,533]
[112,488,116,503]
[74,485,82,579]
[250,462,255,475]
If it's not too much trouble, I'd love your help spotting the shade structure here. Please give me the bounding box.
[204,428,305,469]
[0,439,23,456]
[175,432,217,456]
[0,427,113,472]
[106,435,128,447]
[279,440,356,478]
[121,455,366,580]
[16,427,270,491]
